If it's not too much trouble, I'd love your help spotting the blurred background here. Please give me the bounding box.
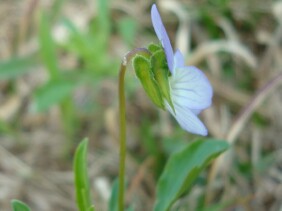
[0,0,282,210]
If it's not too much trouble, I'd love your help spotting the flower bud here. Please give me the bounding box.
[150,50,175,112]
[148,43,162,54]
[133,55,165,109]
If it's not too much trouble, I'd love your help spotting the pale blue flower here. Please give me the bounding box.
[151,4,213,136]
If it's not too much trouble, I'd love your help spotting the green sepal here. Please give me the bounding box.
[150,50,175,113]
[133,55,165,109]
[148,43,162,54]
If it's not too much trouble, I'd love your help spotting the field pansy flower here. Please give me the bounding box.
[151,4,213,136]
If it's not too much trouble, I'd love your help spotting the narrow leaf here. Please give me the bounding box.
[62,18,90,57]
[49,0,66,23]
[118,18,137,46]
[39,12,59,79]
[74,138,93,211]
[88,205,96,211]
[154,139,229,211]
[0,56,37,80]
[97,0,111,38]
[108,179,119,211]
[11,200,31,211]
[33,79,76,112]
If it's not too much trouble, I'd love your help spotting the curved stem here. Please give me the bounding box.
[118,48,151,211]
[118,62,126,211]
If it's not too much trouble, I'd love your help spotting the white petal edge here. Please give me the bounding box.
[166,102,208,136]
[173,50,185,70]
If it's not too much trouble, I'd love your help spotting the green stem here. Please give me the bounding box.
[118,61,126,211]
[118,48,151,211]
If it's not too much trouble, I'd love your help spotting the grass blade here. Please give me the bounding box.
[39,12,59,79]
[74,138,94,211]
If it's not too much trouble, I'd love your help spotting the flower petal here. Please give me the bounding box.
[166,102,208,136]
[170,66,213,110]
[151,4,174,73]
[191,109,201,115]
[173,50,185,69]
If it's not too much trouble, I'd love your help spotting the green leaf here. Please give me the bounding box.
[88,205,96,211]
[108,179,133,211]
[74,138,94,211]
[49,0,66,23]
[133,55,164,109]
[154,139,229,211]
[33,79,76,112]
[118,18,137,46]
[96,0,111,40]
[108,179,119,211]
[0,56,37,80]
[39,12,59,79]
[62,18,91,58]
[11,200,31,211]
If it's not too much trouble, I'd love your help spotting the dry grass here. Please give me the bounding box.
[0,0,282,210]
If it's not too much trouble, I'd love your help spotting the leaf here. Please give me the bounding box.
[39,12,59,79]
[49,0,66,23]
[153,139,229,211]
[108,179,119,211]
[11,200,31,211]
[62,18,90,57]
[88,205,96,211]
[108,179,133,211]
[0,56,37,80]
[33,79,76,112]
[96,0,111,38]
[74,138,94,211]
[118,18,137,47]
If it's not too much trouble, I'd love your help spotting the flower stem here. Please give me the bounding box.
[118,48,151,211]
[118,61,126,211]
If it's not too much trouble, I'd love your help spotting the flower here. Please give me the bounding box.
[151,4,213,136]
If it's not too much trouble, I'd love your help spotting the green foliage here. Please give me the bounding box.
[154,139,229,211]
[74,138,95,211]
[33,79,76,112]
[61,0,118,78]
[108,179,134,211]
[11,200,31,211]
[49,0,66,23]
[95,0,111,37]
[39,12,59,80]
[0,56,37,80]
[108,179,119,211]
[118,18,138,47]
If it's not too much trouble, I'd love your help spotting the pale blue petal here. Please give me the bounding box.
[173,50,185,70]
[151,4,174,73]
[170,66,213,110]
[166,102,208,136]
[191,109,201,115]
